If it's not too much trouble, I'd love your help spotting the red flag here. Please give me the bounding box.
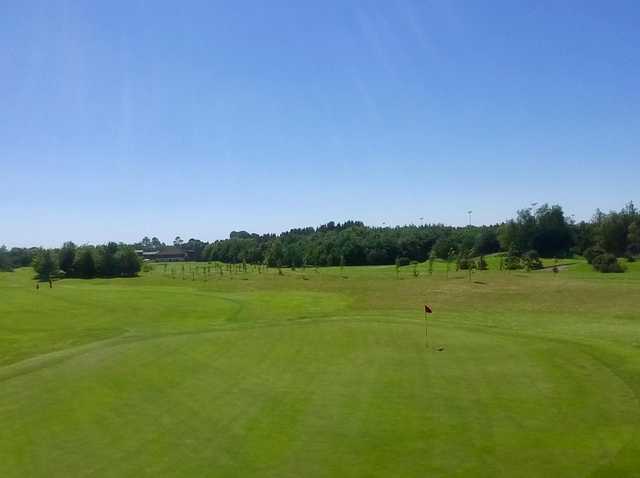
[424,305,432,314]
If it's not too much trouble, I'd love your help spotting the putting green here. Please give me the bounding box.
[1,262,639,476]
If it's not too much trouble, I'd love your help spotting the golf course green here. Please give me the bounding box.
[1,259,639,477]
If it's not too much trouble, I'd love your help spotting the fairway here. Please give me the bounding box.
[1,261,640,477]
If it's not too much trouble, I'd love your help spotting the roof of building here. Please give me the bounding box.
[156,246,186,257]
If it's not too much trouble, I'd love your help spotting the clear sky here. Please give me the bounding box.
[1,1,639,247]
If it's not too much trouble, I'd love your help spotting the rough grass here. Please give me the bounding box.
[1,260,639,477]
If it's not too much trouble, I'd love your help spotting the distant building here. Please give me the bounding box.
[155,247,187,262]
[135,247,188,262]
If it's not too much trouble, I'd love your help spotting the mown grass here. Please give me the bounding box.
[1,259,639,477]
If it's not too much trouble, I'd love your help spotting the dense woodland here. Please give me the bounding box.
[0,202,638,278]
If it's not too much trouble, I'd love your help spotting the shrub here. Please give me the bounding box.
[523,250,543,270]
[592,253,625,273]
[584,246,606,264]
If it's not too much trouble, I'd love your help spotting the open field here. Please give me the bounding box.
[1,259,640,477]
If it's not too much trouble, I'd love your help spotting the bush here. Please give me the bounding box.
[592,253,625,273]
[523,250,543,270]
[477,256,488,270]
[584,246,606,264]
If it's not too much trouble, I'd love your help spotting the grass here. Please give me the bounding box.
[1,259,640,477]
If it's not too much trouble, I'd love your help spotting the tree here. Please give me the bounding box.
[628,222,640,244]
[116,247,141,276]
[432,237,456,260]
[184,238,207,261]
[627,222,640,258]
[446,249,455,278]
[0,246,13,272]
[266,240,285,267]
[7,247,36,268]
[532,205,573,257]
[597,212,628,256]
[572,221,596,255]
[395,256,410,267]
[151,237,163,249]
[141,236,151,248]
[499,205,573,257]
[456,250,473,270]
[285,243,304,268]
[174,236,184,248]
[59,242,77,275]
[504,245,522,270]
[74,248,96,278]
[96,242,119,277]
[33,249,57,281]
[626,242,640,258]
[473,230,500,256]
[477,255,488,271]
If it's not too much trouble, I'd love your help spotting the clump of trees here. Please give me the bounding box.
[498,205,573,258]
[577,202,639,272]
[592,253,625,273]
[0,246,38,271]
[32,242,141,280]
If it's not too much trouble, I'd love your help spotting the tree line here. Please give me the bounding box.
[30,242,141,281]
[199,203,638,271]
[0,201,637,277]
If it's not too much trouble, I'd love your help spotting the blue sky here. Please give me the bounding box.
[1,1,638,247]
